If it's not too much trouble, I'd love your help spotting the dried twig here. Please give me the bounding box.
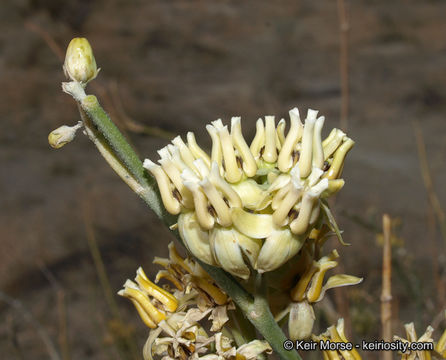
[337,0,350,131]
[381,214,392,360]
[24,20,65,61]
[6,315,25,360]
[108,80,175,140]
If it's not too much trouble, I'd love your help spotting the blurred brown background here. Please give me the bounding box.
[1,0,446,359]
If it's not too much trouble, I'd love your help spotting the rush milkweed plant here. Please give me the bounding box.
[49,37,363,360]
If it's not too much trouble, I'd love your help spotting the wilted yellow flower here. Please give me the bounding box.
[144,308,214,360]
[273,239,362,340]
[394,323,434,360]
[152,242,233,332]
[435,325,446,358]
[63,37,99,84]
[144,108,354,279]
[312,318,362,360]
[153,242,229,308]
[118,267,178,328]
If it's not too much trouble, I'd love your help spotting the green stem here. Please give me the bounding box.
[231,305,257,346]
[81,95,148,188]
[65,82,301,360]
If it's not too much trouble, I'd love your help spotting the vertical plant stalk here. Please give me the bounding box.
[63,81,301,360]
[428,205,445,308]
[381,214,392,360]
[337,0,349,132]
[413,121,446,245]
[56,290,71,360]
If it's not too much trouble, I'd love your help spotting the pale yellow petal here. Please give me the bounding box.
[323,129,346,160]
[289,191,316,235]
[312,116,325,169]
[200,178,232,227]
[210,227,251,279]
[143,159,181,215]
[208,162,242,208]
[273,178,302,226]
[256,228,305,272]
[171,136,198,173]
[250,118,265,159]
[278,107,302,172]
[206,124,223,171]
[231,179,270,210]
[315,274,363,302]
[231,208,274,239]
[298,109,318,178]
[263,116,277,163]
[231,117,257,177]
[178,212,216,266]
[187,132,211,167]
[324,138,354,180]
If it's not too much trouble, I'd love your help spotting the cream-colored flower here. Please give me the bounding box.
[189,334,272,360]
[144,308,214,360]
[144,107,354,278]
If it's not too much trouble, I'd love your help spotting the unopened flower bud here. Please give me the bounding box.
[63,37,99,84]
[48,122,82,149]
[288,301,315,340]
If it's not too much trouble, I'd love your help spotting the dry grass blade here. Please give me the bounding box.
[82,199,140,360]
[24,20,64,61]
[37,261,71,360]
[6,315,25,360]
[337,0,350,131]
[381,214,392,360]
[413,121,446,244]
[0,290,61,360]
[108,81,175,140]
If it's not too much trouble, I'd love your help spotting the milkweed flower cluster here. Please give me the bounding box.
[144,108,353,279]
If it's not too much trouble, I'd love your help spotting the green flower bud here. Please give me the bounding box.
[63,37,99,84]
